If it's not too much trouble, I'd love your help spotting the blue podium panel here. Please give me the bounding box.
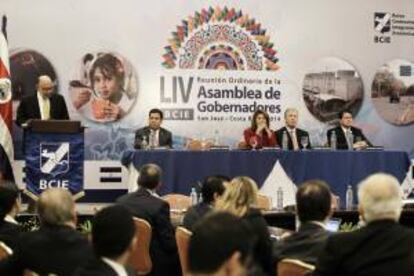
[122,150,410,201]
[25,131,84,198]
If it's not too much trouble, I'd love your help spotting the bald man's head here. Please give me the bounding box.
[37,188,76,227]
[37,75,55,98]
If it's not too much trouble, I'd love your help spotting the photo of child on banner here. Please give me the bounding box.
[70,52,138,123]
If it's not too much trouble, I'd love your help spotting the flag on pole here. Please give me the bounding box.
[0,15,15,181]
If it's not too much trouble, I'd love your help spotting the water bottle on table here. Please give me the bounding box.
[190,187,198,206]
[276,187,284,210]
[330,131,337,150]
[282,131,288,150]
[346,185,354,210]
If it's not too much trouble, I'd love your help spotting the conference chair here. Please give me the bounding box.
[277,258,315,276]
[162,194,192,211]
[175,226,192,276]
[256,194,272,210]
[0,241,12,260]
[128,218,153,275]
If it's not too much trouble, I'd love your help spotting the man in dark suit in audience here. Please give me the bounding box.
[116,163,181,276]
[315,173,414,276]
[0,188,93,275]
[74,205,137,276]
[0,183,23,251]
[16,75,70,127]
[188,212,254,276]
[273,179,333,266]
[327,110,371,150]
[134,109,173,149]
[275,108,311,150]
[183,175,228,230]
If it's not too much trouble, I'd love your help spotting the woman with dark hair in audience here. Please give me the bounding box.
[243,110,277,149]
[216,176,274,275]
[0,183,23,252]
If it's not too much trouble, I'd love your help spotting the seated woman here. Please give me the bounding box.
[243,110,277,149]
[216,176,274,275]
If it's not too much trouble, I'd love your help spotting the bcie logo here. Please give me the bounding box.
[40,143,70,176]
[374,12,391,43]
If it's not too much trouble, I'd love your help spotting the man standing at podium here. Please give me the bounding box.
[16,75,69,126]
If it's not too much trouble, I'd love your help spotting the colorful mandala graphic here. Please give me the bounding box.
[162,6,280,71]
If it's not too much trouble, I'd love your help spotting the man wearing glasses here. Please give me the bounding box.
[16,75,69,126]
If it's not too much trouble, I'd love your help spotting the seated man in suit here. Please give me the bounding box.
[0,183,23,252]
[315,173,414,276]
[273,179,333,266]
[134,108,173,149]
[188,212,254,276]
[275,108,311,150]
[16,75,70,127]
[327,110,371,150]
[116,163,181,276]
[74,205,137,276]
[183,175,228,230]
[0,188,93,276]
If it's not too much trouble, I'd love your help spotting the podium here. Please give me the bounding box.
[23,120,85,199]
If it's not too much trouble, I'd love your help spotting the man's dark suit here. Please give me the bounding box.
[273,222,329,265]
[0,221,23,251]
[327,126,371,150]
[16,93,70,126]
[314,220,414,276]
[116,189,181,276]
[275,127,311,150]
[134,126,172,149]
[0,225,93,276]
[73,257,136,276]
[182,202,212,231]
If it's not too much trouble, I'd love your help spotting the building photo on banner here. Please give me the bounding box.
[0,0,413,207]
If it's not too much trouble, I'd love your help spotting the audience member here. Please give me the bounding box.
[273,180,332,266]
[216,176,274,275]
[188,212,253,276]
[242,110,277,149]
[134,109,173,149]
[183,175,228,230]
[116,163,181,276]
[0,183,23,251]
[275,108,311,150]
[315,173,414,276]
[327,110,371,150]
[0,188,93,275]
[74,205,137,276]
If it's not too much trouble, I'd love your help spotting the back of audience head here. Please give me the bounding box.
[358,173,403,223]
[201,175,229,204]
[296,179,332,224]
[137,163,162,190]
[37,188,76,227]
[216,176,258,217]
[189,212,252,276]
[92,205,136,262]
[0,183,20,221]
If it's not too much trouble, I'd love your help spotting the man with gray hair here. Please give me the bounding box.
[275,108,311,150]
[315,173,414,276]
[0,188,93,275]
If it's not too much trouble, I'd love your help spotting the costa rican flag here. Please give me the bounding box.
[0,15,15,181]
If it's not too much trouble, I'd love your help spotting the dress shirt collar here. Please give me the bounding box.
[141,187,160,198]
[286,126,296,132]
[102,257,128,276]
[4,215,18,225]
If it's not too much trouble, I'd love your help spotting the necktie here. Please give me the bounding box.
[346,129,353,150]
[42,97,50,120]
[290,130,299,150]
